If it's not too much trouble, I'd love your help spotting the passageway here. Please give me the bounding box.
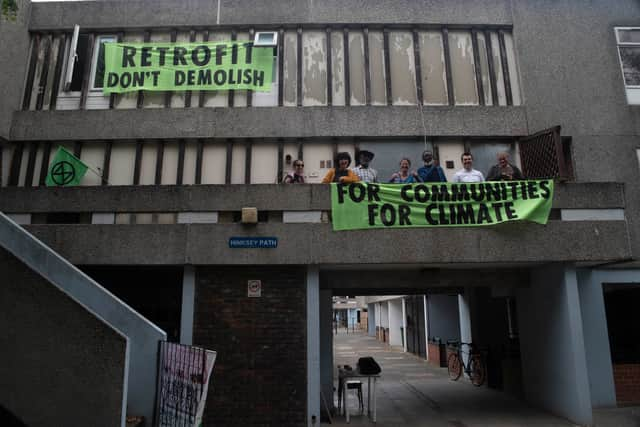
[326,330,575,426]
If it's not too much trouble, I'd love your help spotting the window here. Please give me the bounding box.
[63,32,115,93]
[66,33,89,92]
[615,27,640,104]
[91,35,117,90]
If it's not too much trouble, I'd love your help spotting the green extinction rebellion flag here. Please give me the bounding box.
[45,147,88,187]
[330,181,554,230]
[103,41,273,94]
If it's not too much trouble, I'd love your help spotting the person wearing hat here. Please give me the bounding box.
[321,152,360,183]
[417,150,447,182]
[351,150,378,183]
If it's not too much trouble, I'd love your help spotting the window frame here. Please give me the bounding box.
[614,27,640,104]
[90,34,117,92]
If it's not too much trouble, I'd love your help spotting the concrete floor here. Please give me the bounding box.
[326,330,640,427]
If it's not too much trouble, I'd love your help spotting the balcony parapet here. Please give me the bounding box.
[0,182,625,213]
[1,182,629,266]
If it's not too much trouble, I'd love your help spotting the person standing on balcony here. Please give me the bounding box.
[283,159,305,183]
[351,150,378,183]
[486,152,524,181]
[453,152,484,183]
[322,152,360,183]
[417,150,447,182]
[389,158,420,183]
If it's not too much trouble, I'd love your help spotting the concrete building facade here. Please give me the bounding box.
[1,0,640,426]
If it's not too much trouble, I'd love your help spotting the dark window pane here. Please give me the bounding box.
[94,41,108,88]
[69,34,89,92]
[619,46,640,86]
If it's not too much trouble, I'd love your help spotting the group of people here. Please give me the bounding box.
[283,150,523,184]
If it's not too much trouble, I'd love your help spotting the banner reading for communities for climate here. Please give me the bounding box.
[103,41,273,94]
[330,180,554,231]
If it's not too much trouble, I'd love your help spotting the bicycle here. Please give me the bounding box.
[446,341,486,386]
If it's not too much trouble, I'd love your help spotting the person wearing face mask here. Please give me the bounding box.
[453,152,484,183]
[389,158,420,183]
[416,150,447,182]
[486,152,524,181]
[351,150,378,183]
[321,152,360,183]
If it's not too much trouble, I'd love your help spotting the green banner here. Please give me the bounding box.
[103,41,273,94]
[330,181,554,230]
[45,147,89,187]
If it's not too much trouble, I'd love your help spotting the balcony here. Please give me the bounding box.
[0,182,629,266]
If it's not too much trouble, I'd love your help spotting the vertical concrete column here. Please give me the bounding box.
[423,295,430,361]
[319,289,334,415]
[367,303,376,336]
[577,270,616,407]
[517,265,592,425]
[180,265,195,345]
[307,266,320,426]
[458,290,472,345]
[388,299,403,347]
[401,297,408,352]
[376,302,381,337]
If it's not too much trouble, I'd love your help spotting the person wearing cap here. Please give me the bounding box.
[351,150,378,183]
[417,150,447,182]
[321,152,360,183]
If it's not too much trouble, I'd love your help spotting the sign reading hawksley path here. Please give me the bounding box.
[330,181,553,231]
[103,41,273,94]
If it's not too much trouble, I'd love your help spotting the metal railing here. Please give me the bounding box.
[519,125,573,181]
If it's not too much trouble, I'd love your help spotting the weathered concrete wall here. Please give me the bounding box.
[517,265,592,425]
[20,220,630,266]
[0,0,31,139]
[510,0,640,260]
[28,0,513,30]
[0,212,166,422]
[10,106,528,141]
[0,182,624,213]
[576,270,617,408]
[0,248,127,427]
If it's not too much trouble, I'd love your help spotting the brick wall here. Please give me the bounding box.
[613,364,640,404]
[193,266,307,426]
[428,341,446,367]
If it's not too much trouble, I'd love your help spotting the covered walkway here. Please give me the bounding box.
[328,331,631,427]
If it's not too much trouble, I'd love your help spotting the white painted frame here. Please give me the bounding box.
[614,27,640,105]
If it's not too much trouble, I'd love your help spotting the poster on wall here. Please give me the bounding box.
[156,342,217,427]
[104,41,273,93]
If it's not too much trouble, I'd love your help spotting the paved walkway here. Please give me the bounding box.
[326,330,639,427]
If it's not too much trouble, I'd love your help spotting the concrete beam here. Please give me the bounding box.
[29,0,513,31]
[0,182,625,213]
[23,220,631,266]
[10,106,528,141]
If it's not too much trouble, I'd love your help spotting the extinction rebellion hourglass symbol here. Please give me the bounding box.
[50,161,77,185]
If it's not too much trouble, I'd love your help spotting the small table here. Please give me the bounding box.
[338,368,380,423]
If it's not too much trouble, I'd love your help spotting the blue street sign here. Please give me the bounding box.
[229,237,278,249]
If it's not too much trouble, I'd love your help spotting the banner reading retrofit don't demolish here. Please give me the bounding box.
[103,41,273,94]
[330,181,554,231]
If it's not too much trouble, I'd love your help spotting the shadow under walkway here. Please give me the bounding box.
[328,330,578,427]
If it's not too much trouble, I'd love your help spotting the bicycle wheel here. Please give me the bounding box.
[469,355,486,386]
[447,353,462,381]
